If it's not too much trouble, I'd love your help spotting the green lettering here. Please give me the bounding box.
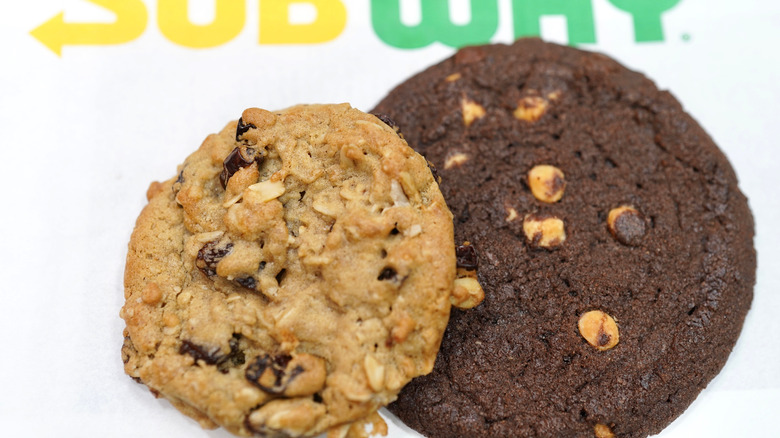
[607,0,682,42]
[512,0,596,45]
[370,0,499,49]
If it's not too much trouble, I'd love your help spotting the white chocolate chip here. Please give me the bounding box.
[523,215,566,248]
[445,73,462,82]
[594,423,615,438]
[547,90,562,101]
[461,97,486,127]
[444,152,470,169]
[607,205,646,246]
[513,96,548,122]
[527,165,565,203]
[578,310,619,351]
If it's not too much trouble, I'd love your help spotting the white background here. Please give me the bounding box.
[1,0,778,436]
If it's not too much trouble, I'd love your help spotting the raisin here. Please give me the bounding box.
[245,354,303,394]
[456,245,479,271]
[235,276,257,290]
[172,169,185,199]
[217,335,246,373]
[220,147,259,189]
[180,334,246,373]
[235,117,257,141]
[196,240,234,277]
[377,267,398,281]
[275,269,287,285]
[179,340,223,365]
[371,113,400,133]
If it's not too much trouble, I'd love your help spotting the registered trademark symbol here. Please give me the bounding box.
[682,33,691,42]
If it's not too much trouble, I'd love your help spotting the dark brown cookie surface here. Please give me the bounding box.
[373,39,755,438]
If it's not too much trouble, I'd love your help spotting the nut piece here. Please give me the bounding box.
[390,313,416,344]
[141,282,162,304]
[327,411,388,438]
[594,423,615,438]
[578,310,619,351]
[527,165,566,203]
[607,206,646,246]
[461,97,486,127]
[247,398,325,437]
[523,214,566,248]
[245,180,285,204]
[450,277,484,309]
[513,96,548,122]
[444,152,470,169]
[363,354,386,392]
[245,353,327,397]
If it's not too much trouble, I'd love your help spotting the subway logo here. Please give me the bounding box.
[31,0,683,56]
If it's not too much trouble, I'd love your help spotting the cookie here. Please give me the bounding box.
[120,104,455,437]
[372,39,756,437]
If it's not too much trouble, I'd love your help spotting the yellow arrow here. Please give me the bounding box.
[30,0,148,56]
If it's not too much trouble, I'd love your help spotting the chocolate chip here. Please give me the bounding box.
[378,267,398,281]
[220,147,259,189]
[456,245,479,271]
[235,117,257,141]
[245,353,303,394]
[196,240,234,277]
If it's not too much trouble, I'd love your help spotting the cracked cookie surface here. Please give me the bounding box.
[121,104,455,437]
[372,39,755,438]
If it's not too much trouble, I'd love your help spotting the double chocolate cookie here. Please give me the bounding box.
[373,39,755,437]
[121,104,455,437]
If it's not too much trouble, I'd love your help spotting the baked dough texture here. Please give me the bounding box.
[121,104,455,437]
